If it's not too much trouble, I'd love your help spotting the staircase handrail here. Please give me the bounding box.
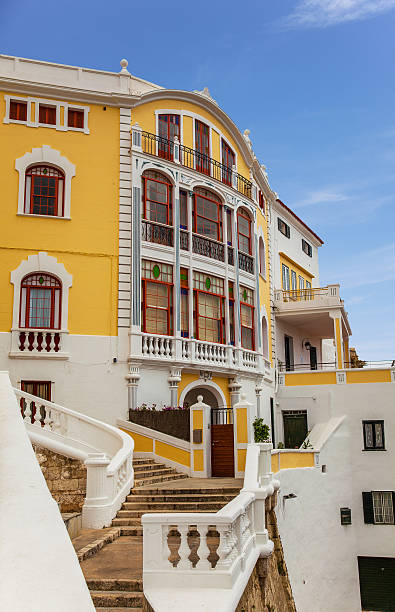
[14,387,134,529]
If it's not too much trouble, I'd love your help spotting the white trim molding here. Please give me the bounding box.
[4,94,90,134]
[179,379,227,409]
[15,145,76,218]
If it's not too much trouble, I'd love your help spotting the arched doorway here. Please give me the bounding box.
[184,385,234,478]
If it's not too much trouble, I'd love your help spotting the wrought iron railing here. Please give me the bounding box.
[238,251,254,274]
[142,219,173,247]
[278,362,336,372]
[192,233,225,262]
[227,246,234,266]
[140,131,253,199]
[211,407,233,425]
[180,229,189,251]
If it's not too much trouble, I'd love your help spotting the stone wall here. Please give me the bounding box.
[33,444,87,512]
[236,493,296,612]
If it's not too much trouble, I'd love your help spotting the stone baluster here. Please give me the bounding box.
[142,335,148,355]
[153,337,159,356]
[176,523,191,569]
[197,523,211,570]
[43,405,51,430]
[216,524,234,570]
[158,338,164,356]
[23,398,31,424]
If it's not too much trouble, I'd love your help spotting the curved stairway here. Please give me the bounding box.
[73,458,242,610]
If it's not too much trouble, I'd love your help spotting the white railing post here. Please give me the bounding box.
[82,453,111,529]
[173,135,180,164]
[131,122,142,151]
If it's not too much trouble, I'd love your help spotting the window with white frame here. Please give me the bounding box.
[4,95,89,133]
[282,264,290,290]
[291,270,297,291]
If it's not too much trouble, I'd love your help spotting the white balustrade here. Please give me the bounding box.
[14,387,134,529]
[142,443,279,605]
[142,333,174,359]
[242,349,258,369]
[10,328,69,358]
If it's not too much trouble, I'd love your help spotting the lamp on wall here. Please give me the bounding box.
[304,340,311,350]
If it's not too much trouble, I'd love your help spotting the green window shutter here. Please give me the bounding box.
[392,492,395,524]
[362,492,374,524]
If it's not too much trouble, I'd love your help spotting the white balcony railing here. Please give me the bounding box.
[132,333,266,373]
[274,284,341,309]
[9,328,69,358]
[15,387,134,529]
[143,443,279,611]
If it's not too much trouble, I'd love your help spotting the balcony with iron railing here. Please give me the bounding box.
[135,128,253,200]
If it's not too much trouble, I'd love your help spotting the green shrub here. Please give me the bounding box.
[252,417,270,443]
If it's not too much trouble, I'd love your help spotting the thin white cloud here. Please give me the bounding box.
[293,189,349,207]
[283,0,395,29]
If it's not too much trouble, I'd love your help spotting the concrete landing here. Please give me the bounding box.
[80,536,143,580]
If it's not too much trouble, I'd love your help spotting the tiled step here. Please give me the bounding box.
[87,579,142,592]
[123,494,235,504]
[118,502,227,512]
[134,473,188,487]
[131,486,240,496]
[90,590,143,608]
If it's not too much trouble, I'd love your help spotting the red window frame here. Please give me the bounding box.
[20,273,62,330]
[142,276,173,336]
[240,300,255,351]
[193,288,225,344]
[195,120,210,175]
[259,191,265,214]
[10,100,27,121]
[25,165,65,217]
[221,140,235,186]
[158,114,180,160]
[20,380,52,425]
[39,105,56,125]
[142,171,172,226]
[67,108,84,129]
[237,209,252,255]
[180,190,188,230]
[193,188,222,242]
[180,267,189,338]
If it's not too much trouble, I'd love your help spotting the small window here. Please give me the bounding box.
[221,140,235,186]
[39,105,56,125]
[278,217,290,238]
[240,286,254,351]
[299,276,305,290]
[291,270,297,291]
[158,114,180,160]
[67,108,84,129]
[282,264,290,291]
[363,492,395,524]
[363,421,385,450]
[21,381,51,401]
[195,120,210,174]
[193,187,222,241]
[259,191,265,215]
[141,260,173,336]
[302,239,312,257]
[10,100,27,122]
[237,209,252,255]
[180,190,188,229]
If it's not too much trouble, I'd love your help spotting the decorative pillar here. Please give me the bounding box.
[125,364,140,415]
[190,395,211,477]
[131,122,142,151]
[330,311,344,369]
[82,452,111,528]
[255,376,264,418]
[228,376,241,407]
[168,367,182,409]
[233,393,252,477]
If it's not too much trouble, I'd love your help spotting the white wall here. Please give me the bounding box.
[276,321,324,369]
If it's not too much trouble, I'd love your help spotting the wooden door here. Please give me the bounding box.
[283,411,308,449]
[211,408,234,477]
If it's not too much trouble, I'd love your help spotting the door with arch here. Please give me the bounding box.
[183,387,235,477]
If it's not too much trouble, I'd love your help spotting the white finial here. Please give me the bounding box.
[197,395,203,403]
[120,59,130,74]
[240,393,247,401]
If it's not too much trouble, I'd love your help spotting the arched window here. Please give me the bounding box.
[20,273,62,329]
[142,170,172,226]
[237,208,252,255]
[193,187,222,241]
[259,237,266,277]
[25,165,65,216]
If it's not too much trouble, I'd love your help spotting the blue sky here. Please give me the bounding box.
[1,0,394,360]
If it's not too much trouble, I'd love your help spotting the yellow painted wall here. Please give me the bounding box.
[279,452,315,469]
[236,407,248,443]
[237,448,246,472]
[279,253,313,289]
[120,429,154,453]
[193,409,203,430]
[178,372,231,408]
[0,92,119,335]
[346,369,391,384]
[155,441,190,467]
[193,449,204,471]
[271,452,279,473]
[257,208,272,364]
[132,99,250,180]
[285,371,337,386]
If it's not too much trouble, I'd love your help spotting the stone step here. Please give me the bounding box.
[124,494,235,504]
[131,486,240,496]
[133,467,176,478]
[95,608,142,612]
[118,502,226,512]
[133,462,167,473]
[90,590,143,608]
[113,508,224,523]
[87,579,142,592]
[133,458,155,465]
[119,525,143,535]
[134,473,188,487]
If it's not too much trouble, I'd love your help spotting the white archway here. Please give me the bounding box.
[179,379,227,409]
